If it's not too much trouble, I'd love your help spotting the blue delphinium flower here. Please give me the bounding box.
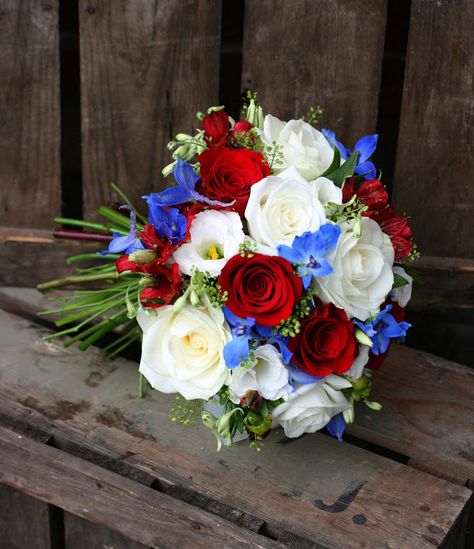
[223,307,256,368]
[322,129,378,180]
[354,304,411,355]
[143,158,233,208]
[143,200,187,244]
[277,224,341,288]
[100,205,146,255]
[326,413,346,442]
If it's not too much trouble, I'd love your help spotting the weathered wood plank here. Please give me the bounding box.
[0,310,470,548]
[348,344,474,488]
[65,513,148,549]
[242,0,388,143]
[0,485,52,549]
[0,0,61,228]
[79,0,222,219]
[0,426,278,549]
[0,228,101,287]
[393,0,474,258]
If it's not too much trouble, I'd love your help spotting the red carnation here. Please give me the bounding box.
[218,253,302,327]
[288,303,358,377]
[198,148,270,215]
[202,110,230,147]
[380,212,413,260]
[140,263,182,310]
[343,177,390,222]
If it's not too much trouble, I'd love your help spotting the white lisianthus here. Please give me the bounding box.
[390,266,413,308]
[229,344,292,404]
[245,166,326,249]
[256,114,334,180]
[137,299,232,400]
[309,176,343,205]
[173,210,245,277]
[317,217,395,321]
[346,345,370,381]
[272,375,352,438]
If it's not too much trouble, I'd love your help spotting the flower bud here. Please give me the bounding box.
[245,98,264,129]
[128,250,157,265]
[365,400,382,411]
[343,406,355,424]
[355,328,373,348]
[352,375,370,392]
[190,289,201,307]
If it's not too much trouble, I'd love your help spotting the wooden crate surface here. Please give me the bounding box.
[0,307,472,548]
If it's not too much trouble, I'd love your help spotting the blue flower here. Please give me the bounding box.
[354,305,411,355]
[326,413,346,442]
[254,324,292,364]
[277,224,341,288]
[100,206,146,255]
[223,307,256,369]
[322,129,378,180]
[143,158,234,208]
[143,200,187,245]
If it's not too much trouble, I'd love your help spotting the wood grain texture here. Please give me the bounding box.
[242,0,388,144]
[0,0,61,228]
[348,343,474,487]
[0,485,52,549]
[0,427,278,549]
[0,228,99,286]
[0,310,471,549]
[65,513,148,549]
[79,0,221,219]
[393,0,474,257]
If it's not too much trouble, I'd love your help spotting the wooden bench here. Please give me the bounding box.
[0,290,472,548]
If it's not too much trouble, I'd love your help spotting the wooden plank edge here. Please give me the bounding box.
[0,426,280,549]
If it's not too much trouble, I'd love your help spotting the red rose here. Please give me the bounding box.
[202,110,230,147]
[288,302,358,377]
[139,263,182,310]
[198,148,270,215]
[367,301,406,371]
[218,253,302,326]
[380,212,413,260]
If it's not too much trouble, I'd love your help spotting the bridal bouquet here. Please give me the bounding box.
[40,94,416,449]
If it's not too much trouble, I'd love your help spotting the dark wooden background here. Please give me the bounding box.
[1,0,473,366]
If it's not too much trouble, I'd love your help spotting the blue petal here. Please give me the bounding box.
[300,271,313,289]
[277,243,306,265]
[317,224,341,249]
[354,134,378,163]
[311,258,333,278]
[144,186,192,207]
[223,307,255,329]
[174,158,199,191]
[355,160,377,180]
[124,238,146,254]
[223,336,250,369]
[106,234,137,254]
[254,324,274,338]
[287,365,322,385]
[327,413,346,442]
[322,129,349,160]
[273,337,293,364]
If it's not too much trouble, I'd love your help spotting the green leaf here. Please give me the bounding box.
[320,146,341,177]
[393,273,409,289]
[324,151,359,188]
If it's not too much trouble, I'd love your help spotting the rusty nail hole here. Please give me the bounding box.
[190,522,201,530]
[96,482,103,489]
[352,514,367,525]
[419,504,430,512]
[87,6,96,15]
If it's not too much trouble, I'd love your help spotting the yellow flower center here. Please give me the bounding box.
[207,244,223,260]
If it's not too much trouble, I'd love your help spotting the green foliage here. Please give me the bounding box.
[170,395,204,427]
[393,273,410,289]
[190,268,227,308]
[301,105,325,126]
[323,150,359,188]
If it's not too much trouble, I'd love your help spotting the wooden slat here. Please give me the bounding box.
[393,0,474,258]
[0,0,61,228]
[0,485,52,549]
[242,0,388,143]
[0,426,278,549]
[0,310,470,549]
[65,513,148,549]
[79,0,222,219]
[348,344,474,487]
[0,228,99,287]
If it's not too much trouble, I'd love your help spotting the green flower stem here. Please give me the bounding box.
[67,253,120,264]
[54,217,108,232]
[37,271,119,292]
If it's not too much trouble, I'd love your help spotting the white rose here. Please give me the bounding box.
[318,217,394,321]
[272,375,352,438]
[245,166,326,249]
[173,210,245,276]
[229,344,292,404]
[137,299,232,400]
[346,345,369,380]
[309,176,343,205]
[390,266,413,308]
[257,114,334,180]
